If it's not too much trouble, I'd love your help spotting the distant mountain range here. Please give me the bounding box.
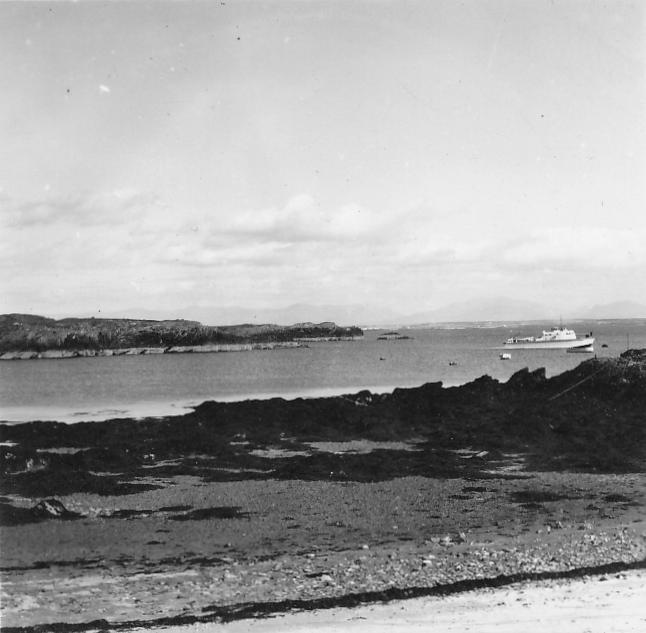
[393,299,646,326]
[576,301,646,320]
[76,298,646,328]
[398,297,550,325]
[91,303,405,327]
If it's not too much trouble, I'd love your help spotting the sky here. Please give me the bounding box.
[1,0,645,320]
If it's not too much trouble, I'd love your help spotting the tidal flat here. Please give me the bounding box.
[1,352,645,631]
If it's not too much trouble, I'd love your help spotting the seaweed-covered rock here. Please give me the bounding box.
[31,498,80,519]
[1,352,645,485]
[620,348,646,362]
[0,498,81,526]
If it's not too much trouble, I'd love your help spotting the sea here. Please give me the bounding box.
[1,320,645,424]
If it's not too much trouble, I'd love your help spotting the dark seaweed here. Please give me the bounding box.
[169,506,250,521]
[1,354,645,498]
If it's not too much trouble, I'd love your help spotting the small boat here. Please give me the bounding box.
[499,353,511,360]
[378,331,399,340]
[377,331,412,340]
[503,326,594,351]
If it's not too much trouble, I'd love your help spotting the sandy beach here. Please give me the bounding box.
[144,569,646,633]
[4,0,646,628]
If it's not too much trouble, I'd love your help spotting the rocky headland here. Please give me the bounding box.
[0,351,644,631]
[0,314,363,360]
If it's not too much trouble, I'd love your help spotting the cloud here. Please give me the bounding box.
[0,191,195,313]
[219,194,385,244]
[99,84,111,94]
[158,240,292,269]
[497,227,646,271]
[3,187,643,317]
[1,190,162,229]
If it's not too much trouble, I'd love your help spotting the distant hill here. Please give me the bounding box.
[0,314,362,353]
[89,299,548,327]
[397,297,551,325]
[577,301,646,320]
[85,303,405,328]
[189,303,412,327]
[53,297,646,329]
[386,298,646,325]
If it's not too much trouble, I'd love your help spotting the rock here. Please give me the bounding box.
[506,367,547,390]
[31,499,80,520]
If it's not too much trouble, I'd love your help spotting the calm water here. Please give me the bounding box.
[1,320,645,423]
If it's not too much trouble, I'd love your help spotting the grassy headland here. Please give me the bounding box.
[0,314,362,358]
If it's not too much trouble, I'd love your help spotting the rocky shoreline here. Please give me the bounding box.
[0,341,304,361]
[0,351,644,630]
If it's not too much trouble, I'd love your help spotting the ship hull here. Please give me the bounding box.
[566,341,595,353]
[503,337,595,350]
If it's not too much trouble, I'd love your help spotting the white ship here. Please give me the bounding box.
[504,326,594,351]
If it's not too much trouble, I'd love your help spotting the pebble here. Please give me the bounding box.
[3,518,644,628]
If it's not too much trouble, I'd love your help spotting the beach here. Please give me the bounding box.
[4,0,645,628]
[1,352,645,631]
[143,569,646,633]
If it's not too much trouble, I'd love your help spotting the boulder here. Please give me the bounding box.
[31,498,81,520]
